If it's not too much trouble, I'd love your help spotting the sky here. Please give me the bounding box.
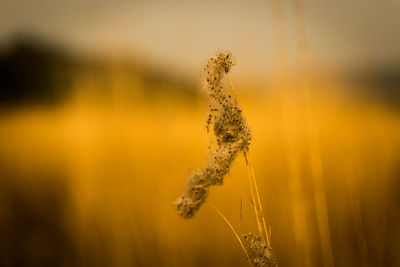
[1,0,399,76]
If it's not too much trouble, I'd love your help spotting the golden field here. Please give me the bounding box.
[0,67,399,266]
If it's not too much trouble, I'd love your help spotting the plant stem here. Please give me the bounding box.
[245,152,271,248]
[208,202,253,266]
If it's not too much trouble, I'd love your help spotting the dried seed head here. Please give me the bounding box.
[242,233,278,267]
[174,51,251,219]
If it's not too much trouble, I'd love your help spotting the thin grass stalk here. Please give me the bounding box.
[208,203,253,266]
[243,151,264,237]
[245,153,271,248]
[227,73,270,247]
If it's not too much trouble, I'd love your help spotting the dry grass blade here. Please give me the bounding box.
[244,151,264,237]
[208,202,252,266]
[244,152,271,248]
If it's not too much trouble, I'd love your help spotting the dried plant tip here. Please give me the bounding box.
[174,51,251,219]
[243,233,278,267]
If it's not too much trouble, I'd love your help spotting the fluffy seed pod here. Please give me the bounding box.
[174,51,251,219]
[243,233,278,267]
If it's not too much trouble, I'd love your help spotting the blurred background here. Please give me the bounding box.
[0,0,399,266]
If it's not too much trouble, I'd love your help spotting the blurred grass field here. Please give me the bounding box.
[0,62,399,266]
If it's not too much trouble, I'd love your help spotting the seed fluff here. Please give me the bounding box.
[174,51,251,219]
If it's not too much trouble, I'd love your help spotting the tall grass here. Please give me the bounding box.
[175,51,277,266]
[0,64,399,266]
